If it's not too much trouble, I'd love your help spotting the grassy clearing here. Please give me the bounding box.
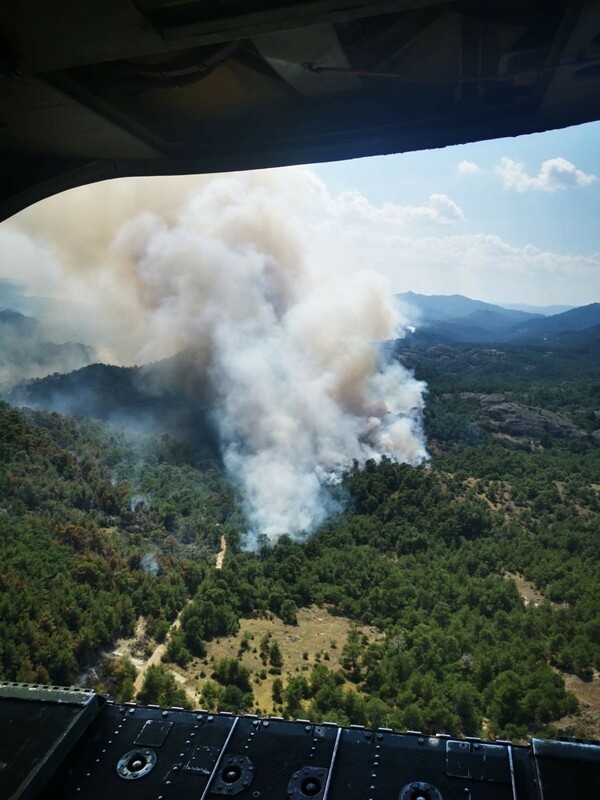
[170,605,382,713]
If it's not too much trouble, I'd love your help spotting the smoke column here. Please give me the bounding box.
[1,170,427,541]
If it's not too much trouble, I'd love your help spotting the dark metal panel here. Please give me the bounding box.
[0,686,598,800]
[147,1,448,45]
[531,0,587,110]
[0,1,164,74]
[532,738,600,799]
[0,682,105,800]
[254,24,361,95]
[0,76,161,159]
[39,72,171,156]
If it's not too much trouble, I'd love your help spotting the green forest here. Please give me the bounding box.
[0,338,598,741]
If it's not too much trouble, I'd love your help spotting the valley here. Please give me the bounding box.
[0,294,598,742]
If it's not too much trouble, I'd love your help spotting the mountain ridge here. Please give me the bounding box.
[396,293,600,345]
[397,291,542,324]
[5,350,219,456]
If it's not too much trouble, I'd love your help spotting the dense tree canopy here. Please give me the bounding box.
[0,338,598,740]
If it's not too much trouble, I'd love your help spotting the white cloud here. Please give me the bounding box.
[368,233,594,304]
[297,171,464,226]
[495,156,597,192]
[331,187,464,226]
[457,160,480,175]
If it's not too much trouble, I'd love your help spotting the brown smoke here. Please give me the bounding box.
[1,169,427,539]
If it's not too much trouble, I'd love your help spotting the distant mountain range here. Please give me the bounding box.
[2,293,598,443]
[397,292,544,323]
[500,302,574,316]
[396,292,600,345]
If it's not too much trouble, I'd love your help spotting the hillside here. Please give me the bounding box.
[6,351,219,455]
[0,309,95,385]
[510,303,600,341]
[8,299,599,425]
[0,335,598,740]
[396,292,541,324]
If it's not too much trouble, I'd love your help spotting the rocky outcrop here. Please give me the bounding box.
[483,399,582,440]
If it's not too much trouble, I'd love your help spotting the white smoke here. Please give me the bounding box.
[1,169,427,540]
[141,551,159,576]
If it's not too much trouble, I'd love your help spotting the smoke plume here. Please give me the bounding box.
[1,170,427,540]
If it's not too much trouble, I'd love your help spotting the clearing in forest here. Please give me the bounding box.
[171,605,382,713]
[505,572,600,735]
[553,670,600,740]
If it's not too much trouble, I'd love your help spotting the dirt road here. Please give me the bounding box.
[216,534,227,569]
[132,603,191,696]
[112,534,226,703]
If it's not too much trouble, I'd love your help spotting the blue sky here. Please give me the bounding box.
[307,120,600,306]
